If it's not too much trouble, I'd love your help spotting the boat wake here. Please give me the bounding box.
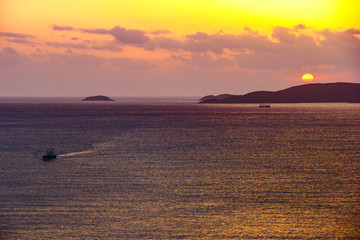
[57,150,94,158]
[53,140,118,160]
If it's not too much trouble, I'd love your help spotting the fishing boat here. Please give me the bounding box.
[42,148,56,161]
[259,103,270,108]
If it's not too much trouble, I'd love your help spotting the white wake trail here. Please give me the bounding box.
[58,150,94,158]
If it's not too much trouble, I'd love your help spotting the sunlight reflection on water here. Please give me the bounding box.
[0,102,359,239]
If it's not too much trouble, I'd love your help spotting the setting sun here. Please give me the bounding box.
[302,73,314,83]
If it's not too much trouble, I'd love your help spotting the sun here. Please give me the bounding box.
[301,73,314,83]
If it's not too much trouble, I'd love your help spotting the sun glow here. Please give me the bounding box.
[3,0,357,36]
[219,0,338,29]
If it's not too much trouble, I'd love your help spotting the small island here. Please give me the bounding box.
[199,82,360,104]
[82,95,114,101]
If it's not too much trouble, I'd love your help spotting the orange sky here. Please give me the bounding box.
[1,0,359,96]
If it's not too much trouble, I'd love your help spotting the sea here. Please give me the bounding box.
[0,97,359,239]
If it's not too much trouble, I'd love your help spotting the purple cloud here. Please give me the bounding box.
[46,52,104,67]
[2,47,18,55]
[110,26,149,44]
[108,57,155,71]
[186,32,210,40]
[45,40,123,52]
[150,31,273,54]
[91,40,123,52]
[243,27,259,35]
[235,27,360,70]
[32,24,360,76]
[7,38,34,44]
[38,51,155,71]
[0,47,26,66]
[147,37,182,51]
[45,41,90,49]
[0,32,35,45]
[52,25,74,31]
[81,28,109,34]
[172,52,234,69]
[272,27,298,43]
[0,32,34,39]
[294,24,306,31]
[317,28,360,68]
[150,29,172,35]
[81,26,150,45]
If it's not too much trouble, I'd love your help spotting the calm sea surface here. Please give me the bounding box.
[0,98,359,239]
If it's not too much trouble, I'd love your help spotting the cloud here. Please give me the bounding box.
[52,24,151,45]
[52,25,74,31]
[108,57,155,71]
[145,37,182,51]
[91,40,123,52]
[150,29,172,35]
[48,52,104,67]
[0,32,34,39]
[49,24,273,54]
[186,32,210,40]
[318,28,360,46]
[2,47,18,55]
[31,51,156,71]
[82,26,150,44]
[45,40,123,52]
[71,24,359,73]
[235,27,360,71]
[45,41,90,49]
[172,52,234,69]
[38,24,360,78]
[272,25,314,44]
[243,27,259,35]
[0,32,35,45]
[294,24,307,31]
[81,28,109,35]
[272,27,298,43]
[110,26,149,44]
[0,47,26,65]
[317,28,360,68]
[7,38,34,44]
[150,31,273,54]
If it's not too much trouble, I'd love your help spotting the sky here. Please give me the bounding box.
[1,0,359,97]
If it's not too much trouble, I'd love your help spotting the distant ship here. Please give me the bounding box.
[42,148,57,161]
[259,103,270,108]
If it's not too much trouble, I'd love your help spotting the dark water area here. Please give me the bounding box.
[0,99,359,239]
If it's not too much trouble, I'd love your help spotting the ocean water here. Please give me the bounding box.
[0,98,359,239]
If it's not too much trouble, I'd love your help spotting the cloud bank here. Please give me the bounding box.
[49,24,359,72]
[1,24,359,96]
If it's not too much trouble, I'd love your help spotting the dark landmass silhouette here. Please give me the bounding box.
[82,95,114,101]
[199,82,360,103]
[200,94,234,102]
